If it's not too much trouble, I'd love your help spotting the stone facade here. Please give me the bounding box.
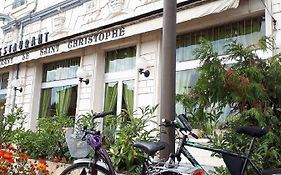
[0,0,280,166]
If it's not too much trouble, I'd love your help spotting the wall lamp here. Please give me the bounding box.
[76,67,89,85]
[137,57,150,78]
[11,79,23,92]
[138,68,150,77]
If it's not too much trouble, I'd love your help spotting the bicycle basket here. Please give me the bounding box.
[65,127,91,158]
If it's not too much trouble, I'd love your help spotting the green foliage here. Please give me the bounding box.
[177,37,281,172]
[11,115,74,162]
[104,105,159,174]
[0,107,25,144]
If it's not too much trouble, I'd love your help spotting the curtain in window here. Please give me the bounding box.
[56,87,72,116]
[40,89,51,117]
[123,81,134,115]
[42,57,80,82]
[105,47,136,73]
[176,16,265,62]
[176,69,199,115]
[0,94,6,116]
[104,83,118,113]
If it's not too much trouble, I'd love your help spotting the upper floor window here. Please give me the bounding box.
[176,16,265,62]
[12,0,26,9]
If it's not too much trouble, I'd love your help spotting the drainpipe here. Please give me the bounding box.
[160,0,177,159]
[11,64,20,109]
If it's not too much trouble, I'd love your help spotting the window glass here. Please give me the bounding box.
[0,73,9,90]
[104,82,118,114]
[105,46,136,73]
[104,46,136,115]
[0,94,6,116]
[104,81,135,115]
[176,69,199,115]
[0,73,9,116]
[42,57,80,82]
[40,58,80,117]
[176,16,265,62]
[40,85,77,117]
[122,80,135,115]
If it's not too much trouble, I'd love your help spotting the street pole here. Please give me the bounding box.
[160,0,177,159]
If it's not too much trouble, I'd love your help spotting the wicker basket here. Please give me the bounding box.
[65,128,91,158]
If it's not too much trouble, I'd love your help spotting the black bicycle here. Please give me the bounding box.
[157,114,281,175]
[60,111,200,175]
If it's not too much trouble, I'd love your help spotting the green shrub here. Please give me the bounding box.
[104,105,159,174]
[0,107,25,144]
[11,115,74,162]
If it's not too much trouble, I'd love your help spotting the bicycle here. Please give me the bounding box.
[159,114,281,175]
[60,111,200,175]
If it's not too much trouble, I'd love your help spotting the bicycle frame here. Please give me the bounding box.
[93,146,117,175]
[176,134,263,175]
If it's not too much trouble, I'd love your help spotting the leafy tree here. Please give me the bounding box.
[177,37,281,172]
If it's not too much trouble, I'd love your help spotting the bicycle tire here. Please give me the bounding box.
[60,162,110,175]
[153,171,183,175]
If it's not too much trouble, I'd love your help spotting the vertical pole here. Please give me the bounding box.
[11,64,19,109]
[160,0,177,159]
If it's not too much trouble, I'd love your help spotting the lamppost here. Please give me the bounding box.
[160,0,177,159]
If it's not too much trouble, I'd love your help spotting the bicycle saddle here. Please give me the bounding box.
[236,126,269,138]
[133,141,165,156]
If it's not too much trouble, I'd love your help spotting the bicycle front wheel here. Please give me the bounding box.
[60,162,110,175]
[153,171,183,175]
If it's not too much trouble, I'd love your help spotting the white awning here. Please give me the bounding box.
[177,0,240,23]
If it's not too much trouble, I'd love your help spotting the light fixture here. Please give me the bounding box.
[137,57,150,78]
[139,68,150,77]
[76,67,89,85]
[11,79,23,92]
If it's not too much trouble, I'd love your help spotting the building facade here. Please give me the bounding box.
[0,0,280,132]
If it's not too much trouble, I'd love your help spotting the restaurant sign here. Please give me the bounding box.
[0,26,125,68]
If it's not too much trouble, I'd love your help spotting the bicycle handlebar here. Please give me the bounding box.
[161,118,199,139]
[93,111,114,119]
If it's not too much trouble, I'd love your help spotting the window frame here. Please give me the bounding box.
[39,57,80,117]
[103,46,137,115]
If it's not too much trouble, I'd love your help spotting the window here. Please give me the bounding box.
[39,57,80,117]
[175,16,266,118]
[0,73,9,116]
[176,69,199,115]
[12,0,26,9]
[104,46,136,115]
[176,16,265,62]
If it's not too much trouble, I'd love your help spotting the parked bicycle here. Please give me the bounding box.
[60,111,199,175]
[159,114,281,175]
[60,111,281,175]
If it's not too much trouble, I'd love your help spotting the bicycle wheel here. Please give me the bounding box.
[60,162,110,175]
[153,171,182,175]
